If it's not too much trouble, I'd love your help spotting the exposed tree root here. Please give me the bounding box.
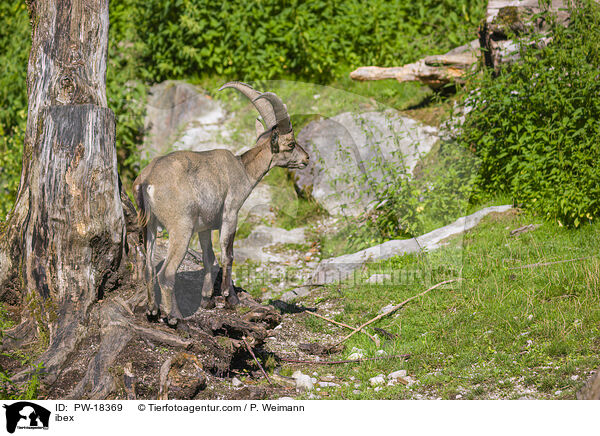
[4,274,284,400]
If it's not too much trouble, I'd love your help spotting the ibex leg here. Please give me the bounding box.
[157,222,193,324]
[144,216,159,317]
[219,216,239,307]
[198,230,216,309]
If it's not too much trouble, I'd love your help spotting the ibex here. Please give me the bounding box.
[133,82,309,325]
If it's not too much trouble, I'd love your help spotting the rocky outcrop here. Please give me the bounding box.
[292,110,438,216]
[308,205,512,286]
[144,80,228,158]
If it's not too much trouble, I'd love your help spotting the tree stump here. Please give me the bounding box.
[0,0,125,384]
[478,0,571,72]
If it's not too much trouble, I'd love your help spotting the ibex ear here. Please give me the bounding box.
[270,130,279,154]
[255,118,265,138]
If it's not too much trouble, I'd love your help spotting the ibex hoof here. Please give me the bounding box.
[225,292,240,309]
[146,306,160,321]
[200,297,215,309]
[166,316,179,328]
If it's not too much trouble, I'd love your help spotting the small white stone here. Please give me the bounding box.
[369,374,386,386]
[318,381,340,387]
[378,304,395,314]
[388,370,407,379]
[348,353,364,360]
[455,394,462,399]
[231,377,243,387]
[404,376,417,386]
[292,371,314,392]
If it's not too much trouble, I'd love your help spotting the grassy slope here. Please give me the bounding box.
[289,209,600,399]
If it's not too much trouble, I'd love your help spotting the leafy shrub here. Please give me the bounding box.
[108,0,148,186]
[0,1,29,220]
[457,1,600,227]
[132,0,484,83]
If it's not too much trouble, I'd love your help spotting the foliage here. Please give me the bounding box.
[456,1,600,227]
[132,0,484,83]
[0,1,29,220]
[0,305,42,400]
[107,0,149,187]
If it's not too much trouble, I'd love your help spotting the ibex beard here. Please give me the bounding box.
[133,82,309,325]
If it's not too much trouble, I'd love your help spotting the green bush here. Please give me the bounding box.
[132,0,484,83]
[457,1,600,227]
[0,1,29,220]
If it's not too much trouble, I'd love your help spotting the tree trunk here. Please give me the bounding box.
[0,0,124,380]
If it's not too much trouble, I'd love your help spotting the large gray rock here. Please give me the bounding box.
[144,80,228,158]
[308,205,512,285]
[292,110,438,216]
[234,225,306,264]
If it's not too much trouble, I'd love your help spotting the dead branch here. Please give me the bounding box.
[307,311,380,347]
[335,278,461,346]
[279,354,411,365]
[158,357,172,400]
[243,337,273,385]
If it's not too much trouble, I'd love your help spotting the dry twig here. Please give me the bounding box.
[307,311,380,346]
[242,337,273,385]
[335,278,461,346]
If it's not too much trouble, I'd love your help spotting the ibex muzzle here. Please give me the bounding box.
[133,82,308,325]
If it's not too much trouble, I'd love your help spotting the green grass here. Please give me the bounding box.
[289,208,600,399]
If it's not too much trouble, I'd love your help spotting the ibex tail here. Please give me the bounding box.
[134,182,150,232]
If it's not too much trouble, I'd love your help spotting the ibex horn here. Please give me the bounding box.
[218,81,277,129]
[253,92,292,134]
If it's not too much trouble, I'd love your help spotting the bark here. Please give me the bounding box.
[0,0,124,380]
[479,0,571,72]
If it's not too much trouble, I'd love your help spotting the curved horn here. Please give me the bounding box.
[253,92,292,133]
[218,81,277,129]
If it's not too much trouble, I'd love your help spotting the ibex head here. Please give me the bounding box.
[219,82,309,169]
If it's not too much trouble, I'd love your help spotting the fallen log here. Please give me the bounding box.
[350,40,479,89]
